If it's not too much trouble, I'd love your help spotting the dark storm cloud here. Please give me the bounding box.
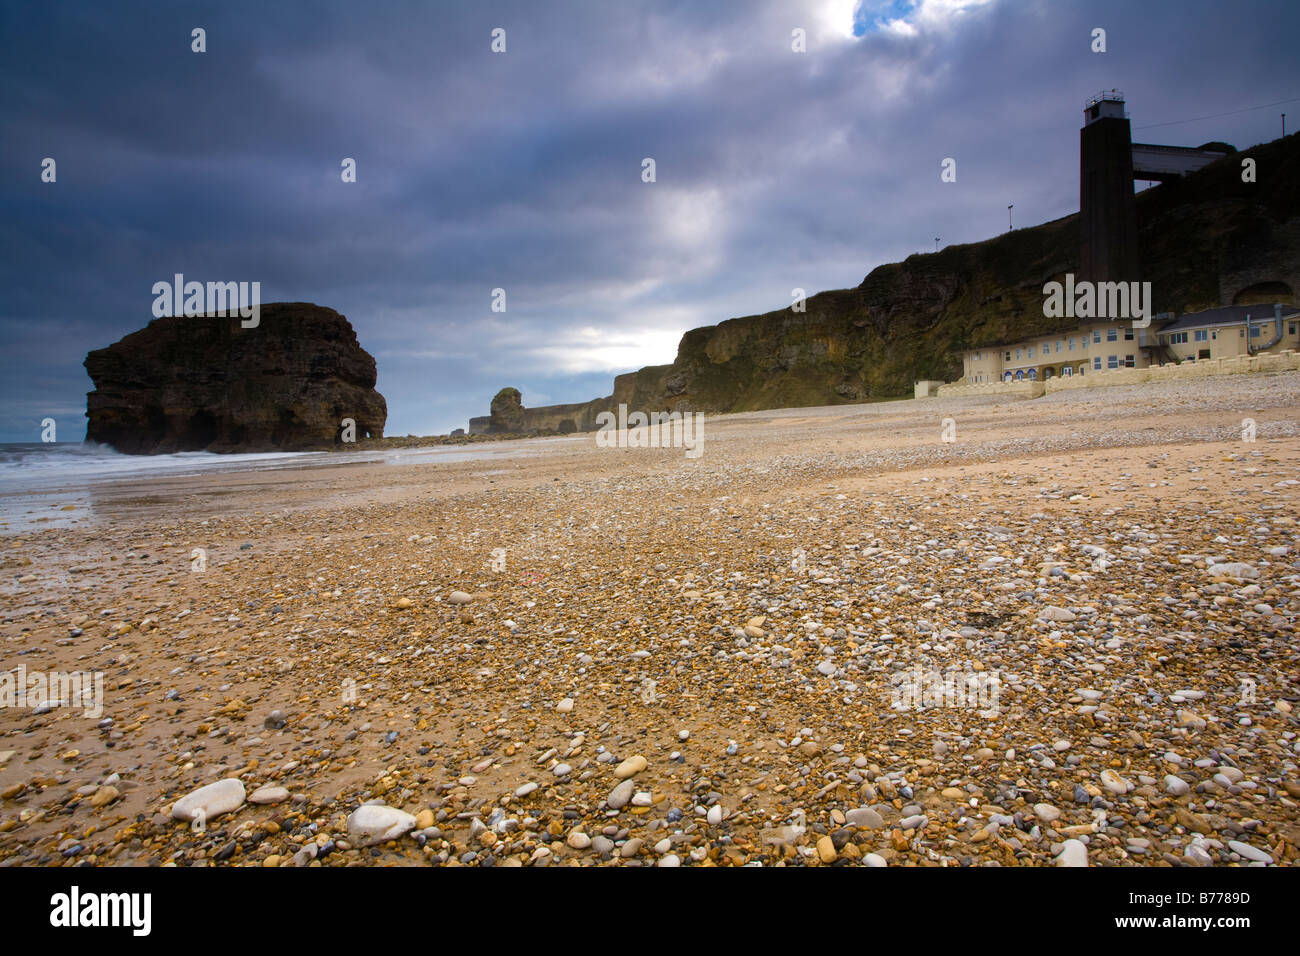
[1,0,1297,440]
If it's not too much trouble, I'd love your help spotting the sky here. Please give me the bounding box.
[1,0,1297,441]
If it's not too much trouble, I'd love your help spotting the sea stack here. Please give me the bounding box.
[84,302,387,454]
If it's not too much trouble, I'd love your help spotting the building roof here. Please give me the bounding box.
[1158,303,1299,334]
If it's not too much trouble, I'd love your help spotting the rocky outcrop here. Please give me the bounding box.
[84,302,386,453]
[488,388,527,433]
[476,131,1299,423]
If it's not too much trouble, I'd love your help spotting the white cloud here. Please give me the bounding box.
[528,324,686,374]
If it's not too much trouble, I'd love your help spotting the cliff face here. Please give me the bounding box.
[85,302,387,453]
[481,131,1299,428]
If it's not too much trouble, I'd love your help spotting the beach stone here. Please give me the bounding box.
[614,755,647,779]
[1175,808,1213,834]
[1184,842,1213,866]
[658,854,681,867]
[707,805,723,825]
[863,853,888,867]
[1034,803,1061,823]
[249,785,289,805]
[448,590,474,604]
[171,778,246,823]
[515,782,539,798]
[817,835,838,863]
[89,785,120,808]
[1206,562,1259,580]
[556,698,574,713]
[567,831,591,849]
[347,805,417,846]
[1055,839,1089,867]
[1228,840,1273,864]
[846,807,884,829]
[1163,775,1189,797]
[607,779,636,810]
[1038,605,1077,622]
[1100,770,1131,795]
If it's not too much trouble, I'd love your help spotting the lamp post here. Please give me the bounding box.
[1008,204,1014,231]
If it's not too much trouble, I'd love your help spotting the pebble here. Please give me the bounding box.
[88,785,120,808]
[170,778,246,823]
[613,755,648,779]
[1034,803,1061,823]
[249,785,289,805]
[1228,840,1273,864]
[1055,839,1089,867]
[1100,770,1131,795]
[607,779,636,810]
[846,807,884,829]
[817,835,838,863]
[347,805,417,846]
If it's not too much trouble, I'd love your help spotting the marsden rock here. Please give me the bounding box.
[84,303,386,453]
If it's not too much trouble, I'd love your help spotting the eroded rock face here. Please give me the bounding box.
[84,302,386,453]
[488,387,526,433]
[476,133,1298,418]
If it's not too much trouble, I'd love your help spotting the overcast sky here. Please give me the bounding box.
[1,0,1296,442]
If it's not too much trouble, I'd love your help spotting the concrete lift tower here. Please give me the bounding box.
[1078,91,1233,285]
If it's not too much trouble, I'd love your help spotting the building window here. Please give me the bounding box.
[1063,365,1073,376]
[1250,325,1262,337]
[1105,355,1117,369]
[1194,330,1208,342]
[1015,370,1024,380]
[1027,368,1037,380]
[1124,328,1134,340]
[1016,349,1022,360]
[1198,349,1211,360]
[1290,323,1297,335]
[1028,346,1034,358]
[1057,340,1064,352]
[1093,330,1101,344]
[1124,354,1135,367]
[1106,328,1118,342]
[1068,337,1075,350]
[1169,331,1188,344]
[1093,357,1102,370]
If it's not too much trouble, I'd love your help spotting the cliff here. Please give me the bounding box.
[84,302,387,453]
[478,131,1299,429]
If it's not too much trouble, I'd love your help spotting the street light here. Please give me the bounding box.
[1008,204,1014,231]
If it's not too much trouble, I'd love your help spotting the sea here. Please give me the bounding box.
[0,439,577,532]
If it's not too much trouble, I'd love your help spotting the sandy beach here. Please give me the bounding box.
[2,373,1299,866]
